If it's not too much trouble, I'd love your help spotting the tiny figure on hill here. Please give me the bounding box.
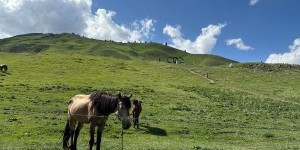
[132,99,142,129]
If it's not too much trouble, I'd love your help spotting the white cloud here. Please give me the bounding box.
[163,25,182,38]
[226,38,253,50]
[0,0,155,42]
[0,0,90,38]
[249,0,259,6]
[163,23,226,54]
[137,19,156,38]
[83,9,155,42]
[265,38,300,65]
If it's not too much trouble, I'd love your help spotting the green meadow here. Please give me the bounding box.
[0,33,300,150]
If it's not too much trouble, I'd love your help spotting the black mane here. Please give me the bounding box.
[122,96,132,110]
[89,91,118,115]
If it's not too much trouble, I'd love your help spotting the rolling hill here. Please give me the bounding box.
[0,33,237,66]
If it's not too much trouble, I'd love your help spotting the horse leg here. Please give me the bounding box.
[89,124,96,150]
[73,122,83,150]
[63,120,71,149]
[133,114,136,128]
[133,117,138,128]
[132,114,135,128]
[137,118,139,129]
[134,118,137,128]
[69,120,76,150]
[96,124,105,150]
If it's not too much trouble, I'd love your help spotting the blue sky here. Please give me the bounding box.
[93,0,299,63]
[0,0,299,64]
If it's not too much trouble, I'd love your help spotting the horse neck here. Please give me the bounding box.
[133,105,140,112]
[98,95,118,115]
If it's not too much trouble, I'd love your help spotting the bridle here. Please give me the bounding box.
[115,100,130,121]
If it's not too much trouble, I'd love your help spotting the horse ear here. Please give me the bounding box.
[129,94,132,98]
[118,93,121,99]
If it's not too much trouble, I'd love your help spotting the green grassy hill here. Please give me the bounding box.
[0,33,237,66]
[0,34,300,150]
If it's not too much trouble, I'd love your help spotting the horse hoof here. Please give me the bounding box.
[69,145,77,150]
[63,145,68,150]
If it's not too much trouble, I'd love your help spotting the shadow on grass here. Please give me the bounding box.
[1,72,11,76]
[140,125,167,136]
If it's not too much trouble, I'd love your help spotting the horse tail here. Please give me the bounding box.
[63,119,70,149]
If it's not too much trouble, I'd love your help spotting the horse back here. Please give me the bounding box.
[68,94,91,123]
[133,102,142,117]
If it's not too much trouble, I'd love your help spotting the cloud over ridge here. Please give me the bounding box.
[266,38,300,65]
[0,0,155,42]
[163,23,226,54]
[226,38,253,50]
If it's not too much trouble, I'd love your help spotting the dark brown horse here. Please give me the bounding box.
[132,99,142,128]
[0,64,8,73]
[63,91,132,150]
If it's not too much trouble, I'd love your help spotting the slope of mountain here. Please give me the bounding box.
[0,33,238,66]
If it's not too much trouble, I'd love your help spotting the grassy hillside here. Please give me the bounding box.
[0,34,300,149]
[0,33,237,66]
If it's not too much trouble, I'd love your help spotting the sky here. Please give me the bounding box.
[0,0,299,64]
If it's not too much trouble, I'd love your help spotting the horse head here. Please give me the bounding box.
[116,93,132,129]
[133,99,139,106]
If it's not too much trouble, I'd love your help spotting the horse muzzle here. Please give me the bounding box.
[122,118,131,130]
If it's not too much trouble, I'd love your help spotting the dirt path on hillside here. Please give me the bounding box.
[187,69,215,84]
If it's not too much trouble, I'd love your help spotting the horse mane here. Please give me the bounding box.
[123,96,132,110]
[89,91,118,115]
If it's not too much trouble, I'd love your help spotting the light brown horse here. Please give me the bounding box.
[63,91,132,150]
[132,99,142,129]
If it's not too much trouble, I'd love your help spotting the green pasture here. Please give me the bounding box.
[0,34,300,150]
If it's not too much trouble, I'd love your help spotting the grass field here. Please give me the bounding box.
[1,34,300,150]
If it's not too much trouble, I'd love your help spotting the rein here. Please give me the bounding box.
[69,112,109,118]
[68,109,130,120]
